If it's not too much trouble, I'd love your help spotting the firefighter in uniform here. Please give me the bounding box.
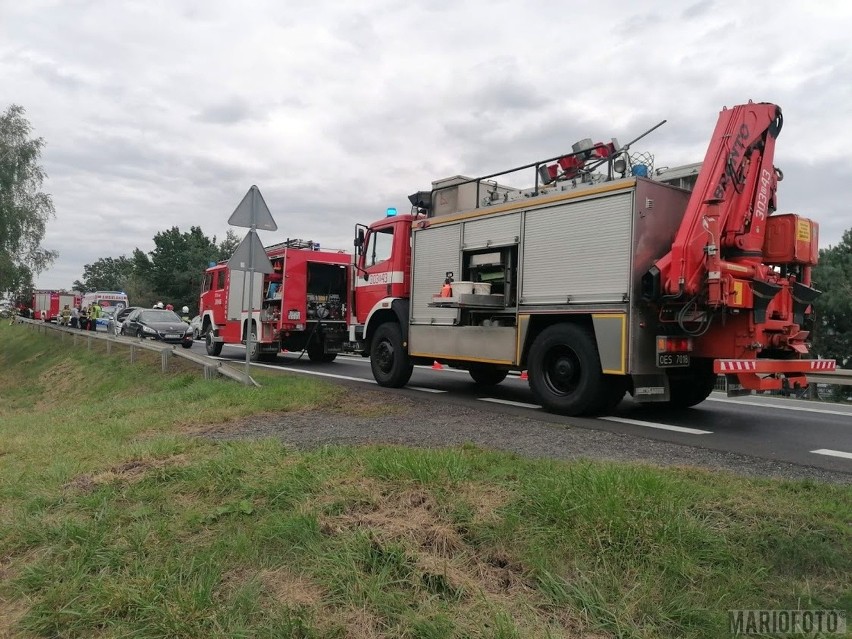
[88,301,101,331]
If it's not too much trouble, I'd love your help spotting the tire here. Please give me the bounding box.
[136,328,144,339]
[600,376,628,412]
[307,338,338,363]
[306,338,325,362]
[370,322,413,388]
[665,358,716,408]
[468,366,508,385]
[181,339,192,349]
[527,323,610,416]
[246,330,260,362]
[205,331,223,356]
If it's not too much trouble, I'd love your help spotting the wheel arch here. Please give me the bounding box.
[241,318,258,340]
[364,298,410,346]
[520,313,594,368]
[201,311,217,334]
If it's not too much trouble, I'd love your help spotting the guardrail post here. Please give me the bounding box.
[73,333,78,346]
[204,364,215,380]
[106,339,112,354]
[130,345,137,363]
[87,335,92,350]
[161,350,170,373]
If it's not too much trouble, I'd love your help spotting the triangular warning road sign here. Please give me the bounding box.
[228,185,278,231]
[227,230,274,274]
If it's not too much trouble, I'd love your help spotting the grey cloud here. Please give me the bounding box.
[614,11,661,36]
[196,97,256,124]
[774,159,851,247]
[682,0,715,19]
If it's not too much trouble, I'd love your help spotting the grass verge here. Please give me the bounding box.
[1,323,850,638]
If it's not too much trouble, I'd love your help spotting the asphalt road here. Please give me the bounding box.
[193,342,852,475]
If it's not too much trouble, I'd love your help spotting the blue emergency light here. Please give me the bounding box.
[386,207,397,217]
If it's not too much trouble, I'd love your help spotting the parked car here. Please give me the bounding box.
[189,315,202,340]
[120,308,193,348]
[96,307,117,331]
[112,306,141,335]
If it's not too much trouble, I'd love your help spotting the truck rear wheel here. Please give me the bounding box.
[307,339,338,363]
[247,330,260,362]
[205,331,223,356]
[370,322,413,388]
[666,359,716,408]
[468,366,508,385]
[527,324,609,416]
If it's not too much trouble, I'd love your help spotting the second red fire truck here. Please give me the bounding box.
[199,239,350,362]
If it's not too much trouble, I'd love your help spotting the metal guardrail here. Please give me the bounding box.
[807,370,852,387]
[12,317,259,386]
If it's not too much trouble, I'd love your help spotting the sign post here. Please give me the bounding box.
[227,185,277,384]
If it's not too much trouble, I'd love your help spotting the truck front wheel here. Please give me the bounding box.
[527,324,609,416]
[205,331,223,356]
[370,322,413,388]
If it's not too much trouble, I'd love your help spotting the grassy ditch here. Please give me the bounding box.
[1,324,850,638]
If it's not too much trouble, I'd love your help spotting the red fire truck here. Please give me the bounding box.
[348,101,835,415]
[31,290,81,322]
[199,239,350,361]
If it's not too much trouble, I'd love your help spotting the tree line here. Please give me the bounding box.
[1,104,240,314]
[1,102,850,365]
[71,227,240,312]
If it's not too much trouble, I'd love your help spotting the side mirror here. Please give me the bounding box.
[355,229,365,254]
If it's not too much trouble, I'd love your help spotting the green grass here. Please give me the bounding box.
[1,323,850,638]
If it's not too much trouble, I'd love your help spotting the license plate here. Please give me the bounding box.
[166,334,180,339]
[657,353,690,368]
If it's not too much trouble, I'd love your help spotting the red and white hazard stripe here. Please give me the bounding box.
[714,358,836,374]
[809,360,836,371]
[717,360,758,372]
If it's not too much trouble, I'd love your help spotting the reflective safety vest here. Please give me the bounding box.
[89,304,101,319]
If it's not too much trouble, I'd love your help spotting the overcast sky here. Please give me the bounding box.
[3,0,851,290]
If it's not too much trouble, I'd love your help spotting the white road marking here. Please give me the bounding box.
[216,358,447,394]
[706,396,852,417]
[810,449,852,460]
[220,359,377,384]
[479,398,541,409]
[600,416,712,435]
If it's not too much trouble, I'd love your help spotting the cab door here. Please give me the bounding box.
[355,218,411,325]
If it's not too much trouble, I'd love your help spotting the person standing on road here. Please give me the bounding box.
[181,306,190,322]
[79,305,89,331]
[88,301,101,331]
[70,305,79,329]
[60,305,71,326]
